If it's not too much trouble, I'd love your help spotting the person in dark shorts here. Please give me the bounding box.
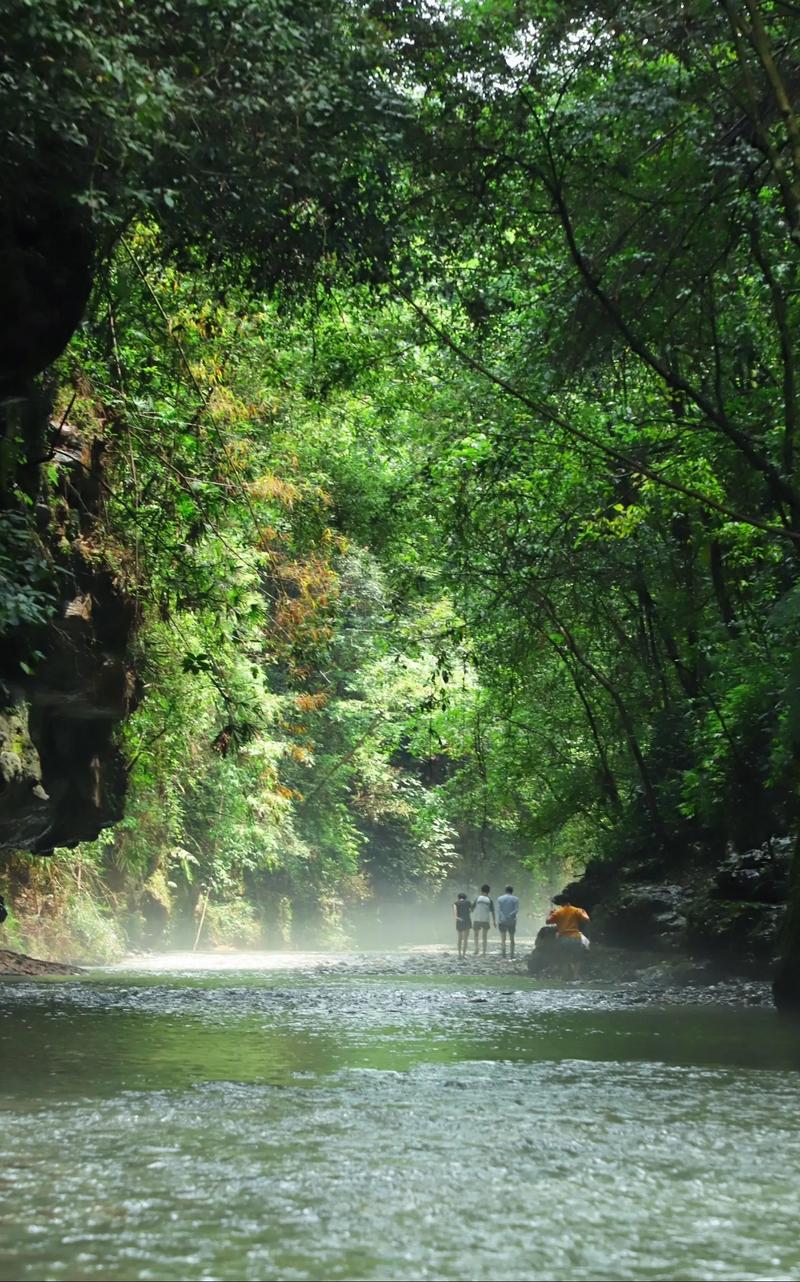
[453,893,472,958]
[471,884,495,955]
[496,885,520,958]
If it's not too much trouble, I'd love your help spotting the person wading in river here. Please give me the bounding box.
[496,885,519,958]
[453,893,472,958]
[471,884,495,956]
[547,893,590,979]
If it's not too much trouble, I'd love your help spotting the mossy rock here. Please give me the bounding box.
[140,868,173,943]
[686,894,786,965]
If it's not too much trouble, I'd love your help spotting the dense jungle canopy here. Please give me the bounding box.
[2,0,800,1002]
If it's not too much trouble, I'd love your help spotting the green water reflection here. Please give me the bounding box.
[2,976,800,1098]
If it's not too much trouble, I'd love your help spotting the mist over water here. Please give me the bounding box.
[348,865,558,950]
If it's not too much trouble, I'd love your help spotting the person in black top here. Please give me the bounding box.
[453,893,472,958]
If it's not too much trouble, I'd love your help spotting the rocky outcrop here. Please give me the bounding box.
[0,195,93,398]
[0,947,82,976]
[563,837,792,979]
[773,839,800,1014]
[0,703,52,852]
[0,415,139,854]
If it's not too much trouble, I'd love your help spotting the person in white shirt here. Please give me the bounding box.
[496,885,520,958]
[471,884,496,955]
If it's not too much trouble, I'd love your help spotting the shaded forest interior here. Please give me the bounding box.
[2,0,800,1005]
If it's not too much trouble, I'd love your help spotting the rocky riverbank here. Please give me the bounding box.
[100,943,772,1007]
[0,947,82,976]
[562,838,793,982]
[304,946,771,1005]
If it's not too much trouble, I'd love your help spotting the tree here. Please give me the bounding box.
[0,0,405,393]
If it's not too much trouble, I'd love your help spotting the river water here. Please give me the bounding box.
[1,951,800,1282]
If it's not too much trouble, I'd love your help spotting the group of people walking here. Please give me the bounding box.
[453,885,590,975]
[454,884,520,958]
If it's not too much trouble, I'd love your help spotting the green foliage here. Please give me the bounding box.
[203,900,263,951]
[9,0,800,954]
[0,849,126,961]
[0,512,58,635]
[46,244,482,942]
[365,0,800,865]
[61,892,126,963]
[2,0,405,284]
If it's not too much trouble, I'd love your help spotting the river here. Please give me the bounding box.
[1,950,800,1282]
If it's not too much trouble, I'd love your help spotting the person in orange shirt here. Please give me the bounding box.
[546,894,590,979]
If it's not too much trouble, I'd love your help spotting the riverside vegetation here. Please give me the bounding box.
[2,1,800,1007]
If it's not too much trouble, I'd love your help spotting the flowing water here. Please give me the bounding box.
[1,951,800,1282]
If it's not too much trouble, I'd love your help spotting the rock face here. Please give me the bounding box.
[0,196,93,398]
[0,704,52,852]
[0,416,139,854]
[772,842,800,1014]
[563,838,792,978]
